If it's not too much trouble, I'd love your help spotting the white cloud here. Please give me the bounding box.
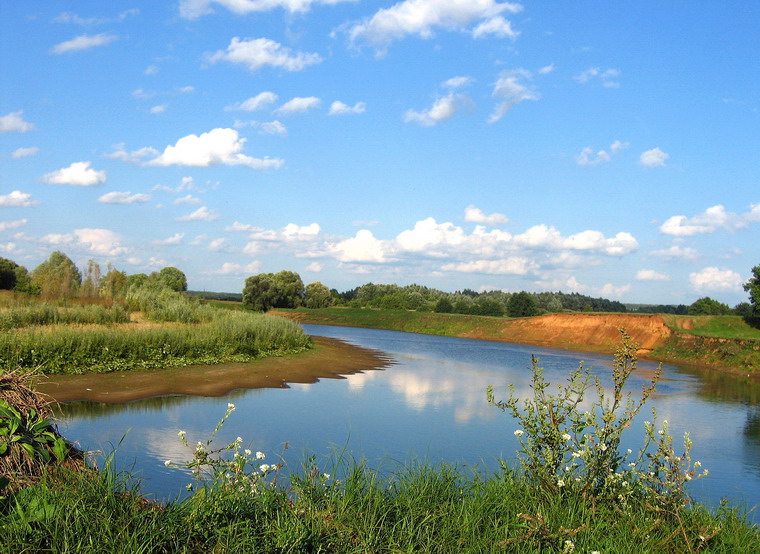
[0,191,36,208]
[150,104,168,114]
[148,128,284,169]
[275,96,321,114]
[442,76,474,89]
[333,230,388,263]
[512,224,638,256]
[11,146,39,158]
[441,258,535,275]
[405,93,469,126]
[173,194,201,205]
[538,63,555,75]
[329,101,367,115]
[207,238,228,251]
[689,267,743,292]
[259,120,288,136]
[488,69,539,123]
[0,111,35,133]
[53,9,139,25]
[40,161,106,186]
[610,140,629,153]
[649,245,699,260]
[105,144,159,163]
[600,283,631,298]
[180,0,351,19]
[396,218,467,253]
[659,204,759,236]
[205,37,322,72]
[226,221,261,232]
[305,262,324,272]
[347,0,522,47]
[144,65,159,75]
[464,205,508,225]
[179,85,195,94]
[636,269,670,281]
[74,228,129,256]
[574,67,620,88]
[204,261,262,275]
[0,219,28,232]
[176,206,220,222]
[226,91,278,111]
[575,147,611,166]
[153,233,185,246]
[98,191,151,204]
[51,33,117,54]
[639,147,669,167]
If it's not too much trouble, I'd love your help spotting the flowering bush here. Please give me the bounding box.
[487,329,708,510]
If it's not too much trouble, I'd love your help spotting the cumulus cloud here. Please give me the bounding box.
[173,194,201,205]
[649,245,699,260]
[329,101,366,115]
[51,33,117,54]
[11,147,39,158]
[204,261,262,275]
[659,204,759,236]
[639,147,669,167]
[152,233,185,246]
[512,224,638,256]
[0,219,28,232]
[0,111,35,133]
[333,230,388,263]
[74,228,130,256]
[180,0,350,19]
[442,76,474,89]
[97,191,150,204]
[440,257,535,275]
[305,261,324,272]
[105,144,159,163]
[405,93,469,126]
[574,67,621,88]
[226,91,278,111]
[0,191,36,208]
[689,267,743,292]
[488,69,539,123]
[636,269,670,281]
[259,120,288,136]
[40,161,106,186]
[275,97,321,115]
[347,0,522,47]
[150,104,168,114]
[538,63,555,75]
[205,37,322,72]
[148,128,284,169]
[176,206,219,222]
[600,283,631,298]
[575,147,610,166]
[464,205,508,225]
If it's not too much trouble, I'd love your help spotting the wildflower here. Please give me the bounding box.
[703,469,709,476]
[514,429,524,437]
[557,479,565,487]
[694,461,702,469]
[244,449,252,457]
[227,403,236,411]
[178,430,186,438]
[323,473,330,480]
[260,464,271,472]
[164,460,171,467]
[628,462,636,468]
[236,436,243,444]
[572,451,582,458]
[562,433,571,441]
[256,451,266,460]
[658,430,664,435]
[598,443,607,451]
[626,448,632,454]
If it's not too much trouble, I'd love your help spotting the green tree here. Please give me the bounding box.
[80,259,102,298]
[434,297,453,313]
[304,281,334,309]
[243,271,305,312]
[272,271,305,308]
[0,257,19,290]
[100,265,129,299]
[507,291,539,318]
[743,265,760,317]
[153,266,188,292]
[126,273,149,290]
[31,251,82,299]
[687,296,730,316]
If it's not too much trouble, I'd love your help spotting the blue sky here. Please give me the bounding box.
[1,1,758,305]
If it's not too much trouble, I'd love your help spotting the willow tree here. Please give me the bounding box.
[31,251,82,299]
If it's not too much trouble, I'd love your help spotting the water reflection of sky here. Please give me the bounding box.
[57,324,760,519]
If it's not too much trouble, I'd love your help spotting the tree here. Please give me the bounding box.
[434,297,453,314]
[743,265,760,317]
[80,259,102,298]
[242,271,305,312]
[31,251,82,299]
[687,296,730,316]
[153,266,188,292]
[271,271,305,308]
[304,281,334,309]
[100,265,128,299]
[507,291,539,318]
[0,257,19,290]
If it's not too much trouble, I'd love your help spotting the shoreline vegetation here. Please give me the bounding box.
[269,307,760,378]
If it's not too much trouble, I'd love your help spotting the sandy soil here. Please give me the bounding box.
[36,337,393,404]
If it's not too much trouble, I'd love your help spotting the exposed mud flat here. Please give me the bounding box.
[36,337,394,404]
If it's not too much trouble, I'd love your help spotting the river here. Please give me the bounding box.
[55,324,760,518]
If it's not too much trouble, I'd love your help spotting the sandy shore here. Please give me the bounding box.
[36,336,394,404]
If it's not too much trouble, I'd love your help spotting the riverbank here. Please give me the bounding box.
[36,336,393,403]
[272,308,760,378]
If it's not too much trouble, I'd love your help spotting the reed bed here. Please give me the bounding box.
[0,303,130,330]
[0,310,310,374]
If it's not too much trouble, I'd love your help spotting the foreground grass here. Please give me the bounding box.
[663,315,760,341]
[2,460,757,553]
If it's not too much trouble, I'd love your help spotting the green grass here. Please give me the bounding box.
[0,304,130,330]
[1,458,757,553]
[663,315,760,340]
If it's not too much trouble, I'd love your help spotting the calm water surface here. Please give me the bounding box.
[57,324,760,518]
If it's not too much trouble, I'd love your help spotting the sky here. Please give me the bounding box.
[1,1,758,305]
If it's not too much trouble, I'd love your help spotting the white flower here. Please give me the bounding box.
[244,449,252,457]
[703,469,709,476]
[322,473,330,480]
[256,451,266,460]
[259,464,271,472]
[164,460,171,467]
[178,430,186,438]
[514,429,524,437]
[227,403,236,411]
[626,448,632,454]
[571,451,581,458]
[598,443,607,451]
[236,436,243,444]
[694,461,701,469]
[557,479,565,487]
[562,433,571,441]
[658,430,664,435]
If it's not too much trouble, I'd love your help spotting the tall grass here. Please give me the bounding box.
[0,304,130,330]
